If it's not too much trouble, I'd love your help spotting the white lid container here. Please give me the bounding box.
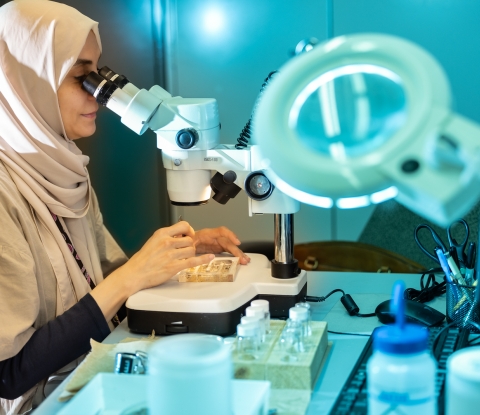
[148,334,232,415]
[446,347,480,415]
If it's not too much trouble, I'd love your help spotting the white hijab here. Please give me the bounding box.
[0,0,105,315]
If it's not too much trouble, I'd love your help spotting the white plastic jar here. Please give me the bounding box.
[367,325,437,415]
[446,346,480,414]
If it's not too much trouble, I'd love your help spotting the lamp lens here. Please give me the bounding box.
[289,64,407,160]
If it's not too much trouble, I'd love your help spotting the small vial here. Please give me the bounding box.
[236,323,260,360]
[295,301,311,315]
[279,319,304,361]
[245,306,266,342]
[290,305,311,337]
[241,316,262,344]
[251,299,271,333]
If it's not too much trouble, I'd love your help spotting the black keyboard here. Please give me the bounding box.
[329,326,470,415]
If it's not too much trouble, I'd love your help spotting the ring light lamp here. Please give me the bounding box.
[253,33,480,227]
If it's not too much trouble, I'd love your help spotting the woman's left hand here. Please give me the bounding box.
[194,226,251,265]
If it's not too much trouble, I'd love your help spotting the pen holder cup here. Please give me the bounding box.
[446,282,480,333]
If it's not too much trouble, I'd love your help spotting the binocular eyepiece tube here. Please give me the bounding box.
[98,66,131,89]
[82,67,161,135]
[82,72,119,106]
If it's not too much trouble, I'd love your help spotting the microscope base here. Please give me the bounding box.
[125,254,308,336]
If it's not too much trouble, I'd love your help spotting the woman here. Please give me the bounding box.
[0,1,249,413]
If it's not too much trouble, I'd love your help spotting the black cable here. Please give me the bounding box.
[305,289,376,318]
[467,320,480,333]
[305,267,446,320]
[235,71,278,149]
[431,322,457,360]
[404,268,446,303]
[305,289,345,303]
[468,334,480,345]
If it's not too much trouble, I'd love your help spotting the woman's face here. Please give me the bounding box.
[57,31,100,140]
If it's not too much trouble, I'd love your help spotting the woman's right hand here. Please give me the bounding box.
[90,221,214,321]
[121,221,214,292]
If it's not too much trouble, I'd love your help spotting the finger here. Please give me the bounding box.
[180,253,215,270]
[221,227,241,245]
[167,221,195,238]
[218,239,250,264]
[170,245,197,260]
[211,226,241,245]
[167,235,194,249]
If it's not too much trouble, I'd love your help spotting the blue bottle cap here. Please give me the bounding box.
[373,324,428,354]
[373,280,428,354]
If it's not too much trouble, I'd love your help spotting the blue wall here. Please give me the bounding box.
[165,0,480,245]
[334,0,480,123]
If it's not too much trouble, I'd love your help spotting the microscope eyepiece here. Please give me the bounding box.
[98,66,115,79]
[98,66,130,89]
[82,72,118,106]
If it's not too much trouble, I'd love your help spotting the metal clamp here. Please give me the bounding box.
[114,351,148,374]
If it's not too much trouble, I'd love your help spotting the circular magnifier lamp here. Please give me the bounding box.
[253,33,480,227]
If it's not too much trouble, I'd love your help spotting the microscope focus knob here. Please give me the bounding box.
[175,128,199,149]
[223,170,237,184]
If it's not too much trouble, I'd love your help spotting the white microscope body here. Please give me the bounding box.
[83,69,307,335]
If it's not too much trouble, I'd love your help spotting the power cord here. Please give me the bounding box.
[305,289,376,318]
[403,267,446,303]
[305,270,447,319]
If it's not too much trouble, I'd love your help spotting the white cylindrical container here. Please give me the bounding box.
[367,325,436,415]
[148,334,232,415]
[251,299,271,333]
[446,347,480,414]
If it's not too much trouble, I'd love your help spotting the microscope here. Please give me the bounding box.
[83,68,307,336]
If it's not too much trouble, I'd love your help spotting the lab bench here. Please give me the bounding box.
[34,271,441,415]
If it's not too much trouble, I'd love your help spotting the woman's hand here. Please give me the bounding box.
[194,226,250,265]
[91,221,214,320]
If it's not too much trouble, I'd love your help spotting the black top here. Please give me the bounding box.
[0,293,110,400]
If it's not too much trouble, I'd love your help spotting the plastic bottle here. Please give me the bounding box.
[367,281,437,415]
